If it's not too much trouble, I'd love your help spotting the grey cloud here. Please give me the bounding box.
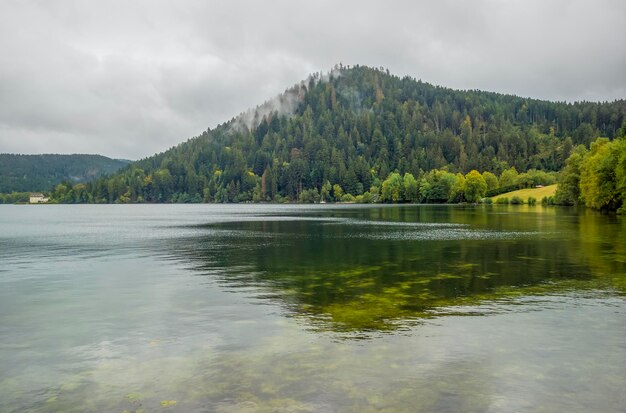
[0,0,624,159]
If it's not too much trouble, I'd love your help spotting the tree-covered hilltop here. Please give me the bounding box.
[51,65,626,204]
[0,154,129,193]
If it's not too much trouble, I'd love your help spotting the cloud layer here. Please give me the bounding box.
[1,0,625,159]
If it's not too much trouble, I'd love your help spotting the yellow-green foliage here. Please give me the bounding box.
[464,170,487,203]
[381,172,403,202]
[482,171,499,192]
[580,138,624,210]
[556,134,626,212]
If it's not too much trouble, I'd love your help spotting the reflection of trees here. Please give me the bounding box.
[170,206,624,332]
[574,209,626,290]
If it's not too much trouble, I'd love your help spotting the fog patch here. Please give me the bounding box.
[231,66,343,133]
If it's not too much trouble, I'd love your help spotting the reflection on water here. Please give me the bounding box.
[172,205,625,332]
[0,204,625,412]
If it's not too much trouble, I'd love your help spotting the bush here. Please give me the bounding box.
[541,196,556,206]
[299,188,320,203]
[527,196,537,206]
[359,191,374,203]
[340,193,356,203]
[483,197,493,204]
[495,197,509,204]
[510,196,524,205]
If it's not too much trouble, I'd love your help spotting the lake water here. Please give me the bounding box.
[0,204,625,412]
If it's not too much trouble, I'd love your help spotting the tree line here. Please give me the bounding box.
[49,165,556,205]
[0,192,30,204]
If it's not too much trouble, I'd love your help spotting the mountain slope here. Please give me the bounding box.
[0,154,129,193]
[62,65,626,203]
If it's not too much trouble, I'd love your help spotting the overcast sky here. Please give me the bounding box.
[1,0,625,160]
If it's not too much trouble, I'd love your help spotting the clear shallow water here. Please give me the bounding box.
[0,204,624,412]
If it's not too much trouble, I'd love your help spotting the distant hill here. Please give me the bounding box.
[0,154,130,192]
[52,65,626,203]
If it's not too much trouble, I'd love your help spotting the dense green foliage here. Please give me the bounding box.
[556,131,626,212]
[0,192,30,204]
[0,154,129,193]
[50,65,626,204]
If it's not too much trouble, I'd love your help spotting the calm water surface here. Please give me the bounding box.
[0,204,624,412]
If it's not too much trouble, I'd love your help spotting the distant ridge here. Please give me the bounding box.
[0,154,130,192]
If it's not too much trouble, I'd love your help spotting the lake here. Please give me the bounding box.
[0,204,624,412]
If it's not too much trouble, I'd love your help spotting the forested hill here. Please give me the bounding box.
[0,154,129,193]
[63,65,626,203]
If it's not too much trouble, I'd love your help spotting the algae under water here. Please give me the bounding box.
[0,204,624,412]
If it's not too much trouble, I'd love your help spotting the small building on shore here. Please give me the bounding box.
[29,193,49,204]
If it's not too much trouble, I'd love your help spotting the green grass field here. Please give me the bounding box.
[490,184,557,202]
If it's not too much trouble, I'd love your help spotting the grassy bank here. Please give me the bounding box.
[490,184,557,203]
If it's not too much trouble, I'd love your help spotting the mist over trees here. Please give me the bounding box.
[47,65,626,206]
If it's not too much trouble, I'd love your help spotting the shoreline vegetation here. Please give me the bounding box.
[31,141,625,213]
[2,134,625,213]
